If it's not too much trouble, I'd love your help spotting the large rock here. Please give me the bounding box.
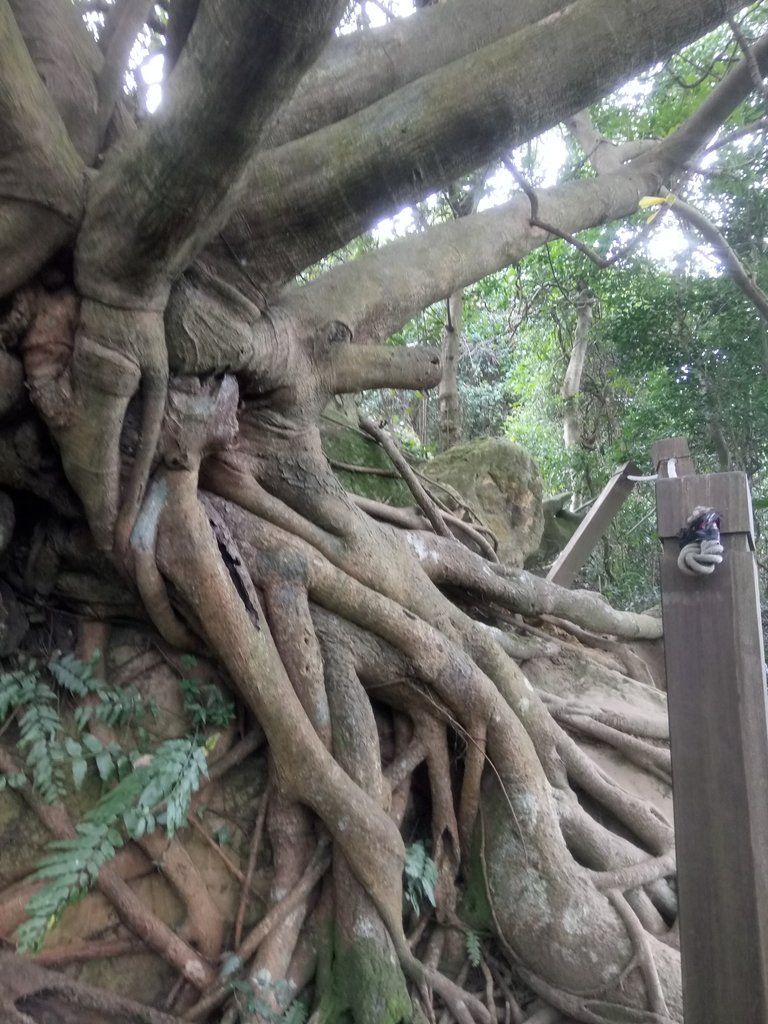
[420,438,543,566]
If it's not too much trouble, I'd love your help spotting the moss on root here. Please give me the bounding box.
[315,926,413,1024]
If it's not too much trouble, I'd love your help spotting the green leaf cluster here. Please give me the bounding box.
[178,661,235,730]
[0,653,151,802]
[15,737,209,952]
[403,840,438,914]
[229,976,308,1023]
[465,929,482,968]
[0,653,211,952]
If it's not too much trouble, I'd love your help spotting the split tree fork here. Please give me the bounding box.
[1,1,767,1021]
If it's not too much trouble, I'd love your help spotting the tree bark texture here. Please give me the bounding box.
[0,2,763,1021]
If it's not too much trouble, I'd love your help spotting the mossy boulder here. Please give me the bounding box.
[419,439,544,566]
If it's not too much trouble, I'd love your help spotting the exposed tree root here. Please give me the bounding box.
[3,366,684,1022]
[0,953,183,1024]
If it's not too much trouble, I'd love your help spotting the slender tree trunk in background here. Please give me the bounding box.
[437,174,485,451]
[700,374,732,470]
[438,289,464,449]
[561,285,596,509]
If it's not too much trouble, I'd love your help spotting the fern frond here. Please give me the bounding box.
[17,682,66,804]
[18,737,210,951]
[47,652,95,696]
[465,929,482,968]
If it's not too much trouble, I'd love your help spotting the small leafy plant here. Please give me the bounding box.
[0,653,150,803]
[403,840,438,914]
[465,929,482,968]
[229,976,308,1023]
[178,656,235,730]
[0,653,212,952]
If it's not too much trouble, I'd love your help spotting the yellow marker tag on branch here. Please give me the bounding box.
[639,194,677,223]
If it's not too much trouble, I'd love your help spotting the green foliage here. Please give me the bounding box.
[282,999,309,1024]
[228,976,305,1023]
[0,652,212,952]
[403,840,437,914]
[465,929,482,968]
[16,737,210,951]
[0,654,151,803]
[178,672,235,730]
[49,651,153,729]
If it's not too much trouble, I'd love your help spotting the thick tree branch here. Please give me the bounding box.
[263,0,572,149]
[0,1,86,298]
[322,342,442,395]
[270,32,768,346]
[276,167,656,346]
[96,0,154,141]
[76,0,347,307]
[669,195,768,332]
[566,109,658,175]
[650,29,768,173]
[8,0,103,163]
[220,0,747,294]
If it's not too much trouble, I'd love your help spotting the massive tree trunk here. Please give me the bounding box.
[0,2,765,1022]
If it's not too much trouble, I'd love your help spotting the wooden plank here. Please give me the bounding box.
[546,461,640,588]
[656,469,768,1023]
[651,436,695,477]
[655,473,754,546]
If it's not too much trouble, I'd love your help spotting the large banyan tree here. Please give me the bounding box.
[0,1,765,1021]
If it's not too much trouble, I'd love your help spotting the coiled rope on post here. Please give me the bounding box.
[677,506,723,576]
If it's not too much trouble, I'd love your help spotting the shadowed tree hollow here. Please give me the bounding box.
[0,1,765,1022]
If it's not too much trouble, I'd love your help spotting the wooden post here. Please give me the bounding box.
[546,461,640,587]
[653,437,768,1023]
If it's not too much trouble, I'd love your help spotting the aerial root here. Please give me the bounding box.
[0,953,183,1024]
[244,793,317,1022]
[457,717,487,862]
[557,733,673,854]
[131,476,201,648]
[552,709,671,784]
[359,414,453,541]
[263,579,331,749]
[354,494,499,561]
[105,392,680,1023]
[419,716,461,905]
[607,890,669,1018]
[234,779,273,948]
[184,839,332,1022]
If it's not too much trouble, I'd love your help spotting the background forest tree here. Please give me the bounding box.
[371,7,768,609]
[1,2,768,1023]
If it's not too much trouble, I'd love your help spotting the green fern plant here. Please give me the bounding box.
[0,653,151,802]
[465,929,482,968]
[16,736,211,952]
[0,652,214,952]
[282,998,309,1024]
[178,664,235,730]
[48,651,153,727]
[403,840,438,914]
[1,666,67,802]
